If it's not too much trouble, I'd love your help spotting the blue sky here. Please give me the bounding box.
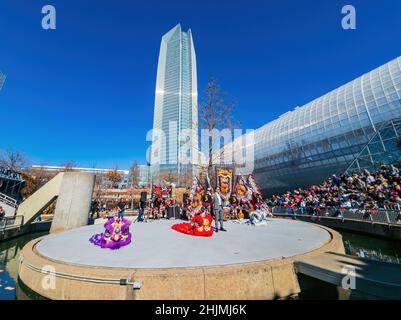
[1,0,401,169]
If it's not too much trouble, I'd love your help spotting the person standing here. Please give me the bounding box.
[90,200,100,219]
[202,189,213,214]
[117,198,126,219]
[229,193,239,219]
[213,187,227,232]
[0,206,6,222]
[138,198,146,222]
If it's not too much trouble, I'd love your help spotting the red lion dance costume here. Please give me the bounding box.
[171,214,214,237]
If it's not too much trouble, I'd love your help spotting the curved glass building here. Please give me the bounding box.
[244,56,401,195]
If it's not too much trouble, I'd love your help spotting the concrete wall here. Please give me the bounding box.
[18,224,345,300]
[50,172,95,234]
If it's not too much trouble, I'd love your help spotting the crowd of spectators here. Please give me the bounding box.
[266,164,401,215]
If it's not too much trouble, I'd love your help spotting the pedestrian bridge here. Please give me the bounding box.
[295,252,401,300]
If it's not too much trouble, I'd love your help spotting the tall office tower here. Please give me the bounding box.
[150,24,198,184]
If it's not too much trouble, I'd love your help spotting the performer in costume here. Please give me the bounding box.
[229,193,239,219]
[202,189,213,214]
[89,217,132,250]
[171,210,213,237]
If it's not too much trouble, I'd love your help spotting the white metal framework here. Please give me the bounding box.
[227,56,401,195]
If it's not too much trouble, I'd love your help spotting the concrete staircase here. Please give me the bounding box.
[17,172,64,225]
[0,192,18,217]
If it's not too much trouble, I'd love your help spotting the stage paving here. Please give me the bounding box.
[35,219,331,269]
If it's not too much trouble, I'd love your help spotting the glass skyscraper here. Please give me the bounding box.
[229,56,401,195]
[150,24,198,183]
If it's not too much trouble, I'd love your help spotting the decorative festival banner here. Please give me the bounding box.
[216,167,233,199]
[234,175,249,200]
[189,176,205,214]
[152,185,172,198]
[205,173,212,191]
[161,186,172,198]
[151,185,162,198]
[245,174,271,215]
[246,174,263,197]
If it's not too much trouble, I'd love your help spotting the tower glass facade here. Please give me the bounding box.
[228,56,401,195]
[150,24,198,183]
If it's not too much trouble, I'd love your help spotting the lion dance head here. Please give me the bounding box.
[89,218,132,250]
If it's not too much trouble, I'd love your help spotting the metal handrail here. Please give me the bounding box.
[0,215,24,232]
[0,192,18,208]
[271,206,401,226]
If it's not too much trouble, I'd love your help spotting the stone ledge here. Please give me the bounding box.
[18,221,344,300]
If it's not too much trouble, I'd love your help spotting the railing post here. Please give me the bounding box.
[385,210,391,225]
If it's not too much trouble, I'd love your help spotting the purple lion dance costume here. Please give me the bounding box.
[89,218,132,250]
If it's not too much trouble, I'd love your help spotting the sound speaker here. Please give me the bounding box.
[167,205,180,219]
[167,206,174,219]
[174,206,180,219]
[140,192,147,202]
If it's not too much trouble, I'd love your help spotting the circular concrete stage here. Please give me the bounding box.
[37,219,330,268]
[19,219,345,300]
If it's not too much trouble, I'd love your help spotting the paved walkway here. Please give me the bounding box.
[36,219,330,269]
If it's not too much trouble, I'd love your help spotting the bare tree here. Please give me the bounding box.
[129,161,140,188]
[94,172,105,189]
[60,161,77,172]
[21,165,58,199]
[159,171,177,186]
[198,79,239,184]
[177,170,193,188]
[106,169,123,189]
[0,149,30,171]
